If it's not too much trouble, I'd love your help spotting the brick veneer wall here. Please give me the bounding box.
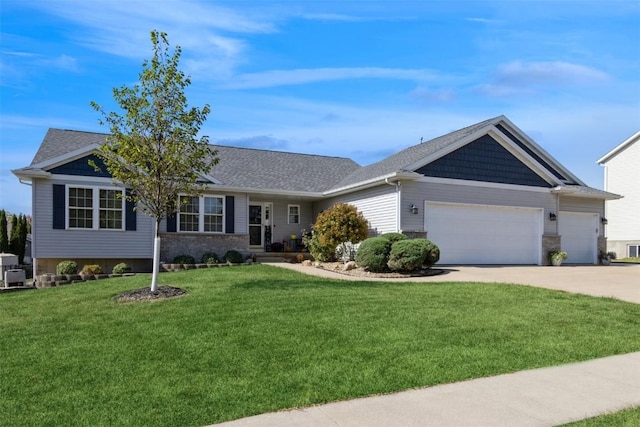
[160,233,250,263]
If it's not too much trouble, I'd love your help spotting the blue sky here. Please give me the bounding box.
[1,0,639,215]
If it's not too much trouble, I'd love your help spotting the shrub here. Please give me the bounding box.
[304,233,336,262]
[223,250,244,264]
[173,255,195,264]
[81,264,103,275]
[380,232,408,244]
[309,203,369,262]
[201,252,220,264]
[387,239,433,272]
[355,237,392,272]
[424,240,441,267]
[56,260,77,275]
[112,263,131,274]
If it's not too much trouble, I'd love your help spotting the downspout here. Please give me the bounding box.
[385,178,401,232]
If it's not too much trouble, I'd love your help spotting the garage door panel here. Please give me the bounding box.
[558,212,597,264]
[425,202,541,265]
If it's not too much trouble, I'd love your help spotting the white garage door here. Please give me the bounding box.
[558,212,598,264]
[425,202,542,265]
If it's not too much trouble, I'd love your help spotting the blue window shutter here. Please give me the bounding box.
[52,184,65,229]
[125,190,136,231]
[166,214,177,233]
[225,196,234,234]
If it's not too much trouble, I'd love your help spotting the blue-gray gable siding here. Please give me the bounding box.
[48,154,112,178]
[415,134,551,187]
[495,124,573,183]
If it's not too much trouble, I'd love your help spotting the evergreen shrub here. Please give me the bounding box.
[355,237,392,272]
[56,260,78,275]
[201,252,220,264]
[112,263,131,274]
[223,250,244,264]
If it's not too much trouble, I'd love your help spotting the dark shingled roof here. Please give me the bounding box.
[331,116,499,189]
[31,128,360,193]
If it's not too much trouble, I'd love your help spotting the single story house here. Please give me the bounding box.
[598,130,640,258]
[13,115,620,275]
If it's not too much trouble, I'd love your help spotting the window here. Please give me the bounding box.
[178,195,224,233]
[204,196,223,232]
[179,196,199,232]
[68,186,124,230]
[99,189,123,229]
[288,205,300,224]
[69,187,93,229]
[629,245,639,258]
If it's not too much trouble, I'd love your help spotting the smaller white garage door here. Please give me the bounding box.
[425,202,542,265]
[558,212,598,264]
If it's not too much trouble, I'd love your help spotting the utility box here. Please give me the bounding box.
[0,253,19,270]
[4,269,26,287]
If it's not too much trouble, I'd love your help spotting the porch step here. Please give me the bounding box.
[256,257,286,263]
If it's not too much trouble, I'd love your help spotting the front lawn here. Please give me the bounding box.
[561,406,640,426]
[2,265,640,426]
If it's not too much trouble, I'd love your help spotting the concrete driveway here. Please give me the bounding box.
[268,263,640,304]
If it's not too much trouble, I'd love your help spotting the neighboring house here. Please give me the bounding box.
[13,115,619,275]
[598,130,640,258]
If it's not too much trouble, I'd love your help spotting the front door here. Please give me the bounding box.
[249,203,272,250]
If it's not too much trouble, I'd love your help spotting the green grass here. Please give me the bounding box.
[560,406,640,426]
[2,265,640,426]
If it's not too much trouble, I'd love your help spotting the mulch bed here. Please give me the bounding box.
[114,285,187,302]
[316,262,446,278]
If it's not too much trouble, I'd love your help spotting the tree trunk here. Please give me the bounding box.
[151,220,161,292]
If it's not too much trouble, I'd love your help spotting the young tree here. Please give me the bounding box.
[19,214,29,263]
[0,210,8,253]
[9,214,18,257]
[91,31,218,291]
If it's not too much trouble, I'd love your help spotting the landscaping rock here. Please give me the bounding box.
[302,260,313,267]
[344,261,357,271]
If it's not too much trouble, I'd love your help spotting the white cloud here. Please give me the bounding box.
[477,61,610,97]
[222,67,442,89]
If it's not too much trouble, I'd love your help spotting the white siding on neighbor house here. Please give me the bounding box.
[317,185,398,235]
[401,180,558,235]
[33,178,154,259]
[603,141,640,241]
[558,196,605,238]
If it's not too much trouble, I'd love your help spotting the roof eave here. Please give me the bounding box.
[11,168,52,181]
[597,130,640,164]
[324,170,421,197]
[551,185,623,200]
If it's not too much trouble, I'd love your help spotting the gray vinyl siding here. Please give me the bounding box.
[401,180,558,235]
[317,185,398,235]
[559,196,605,237]
[33,178,153,259]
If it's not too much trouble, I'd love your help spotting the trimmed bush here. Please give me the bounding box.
[112,263,131,275]
[81,264,103,275]
[173,255,195,264]
[56,260,78,275]
[201,252,220,264]
[308,203,369,262]
[424,240,440,267]
[380,232,408,244]
[355,237,392,272]
[223,250,244,264]
[388,239,440,272]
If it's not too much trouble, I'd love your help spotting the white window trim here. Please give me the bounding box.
[177,194,225,234]
[628,244,640,258]
[66,184,125,231]
[288,204,300,224]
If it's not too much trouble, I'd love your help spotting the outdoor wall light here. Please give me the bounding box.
[601,217,608,225]
[410,204,419,215]
[549,212,557,221]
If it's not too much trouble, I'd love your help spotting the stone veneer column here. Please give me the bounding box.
[542,235,561,266]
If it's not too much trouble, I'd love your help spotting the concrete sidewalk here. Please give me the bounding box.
[211,352,640,427]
